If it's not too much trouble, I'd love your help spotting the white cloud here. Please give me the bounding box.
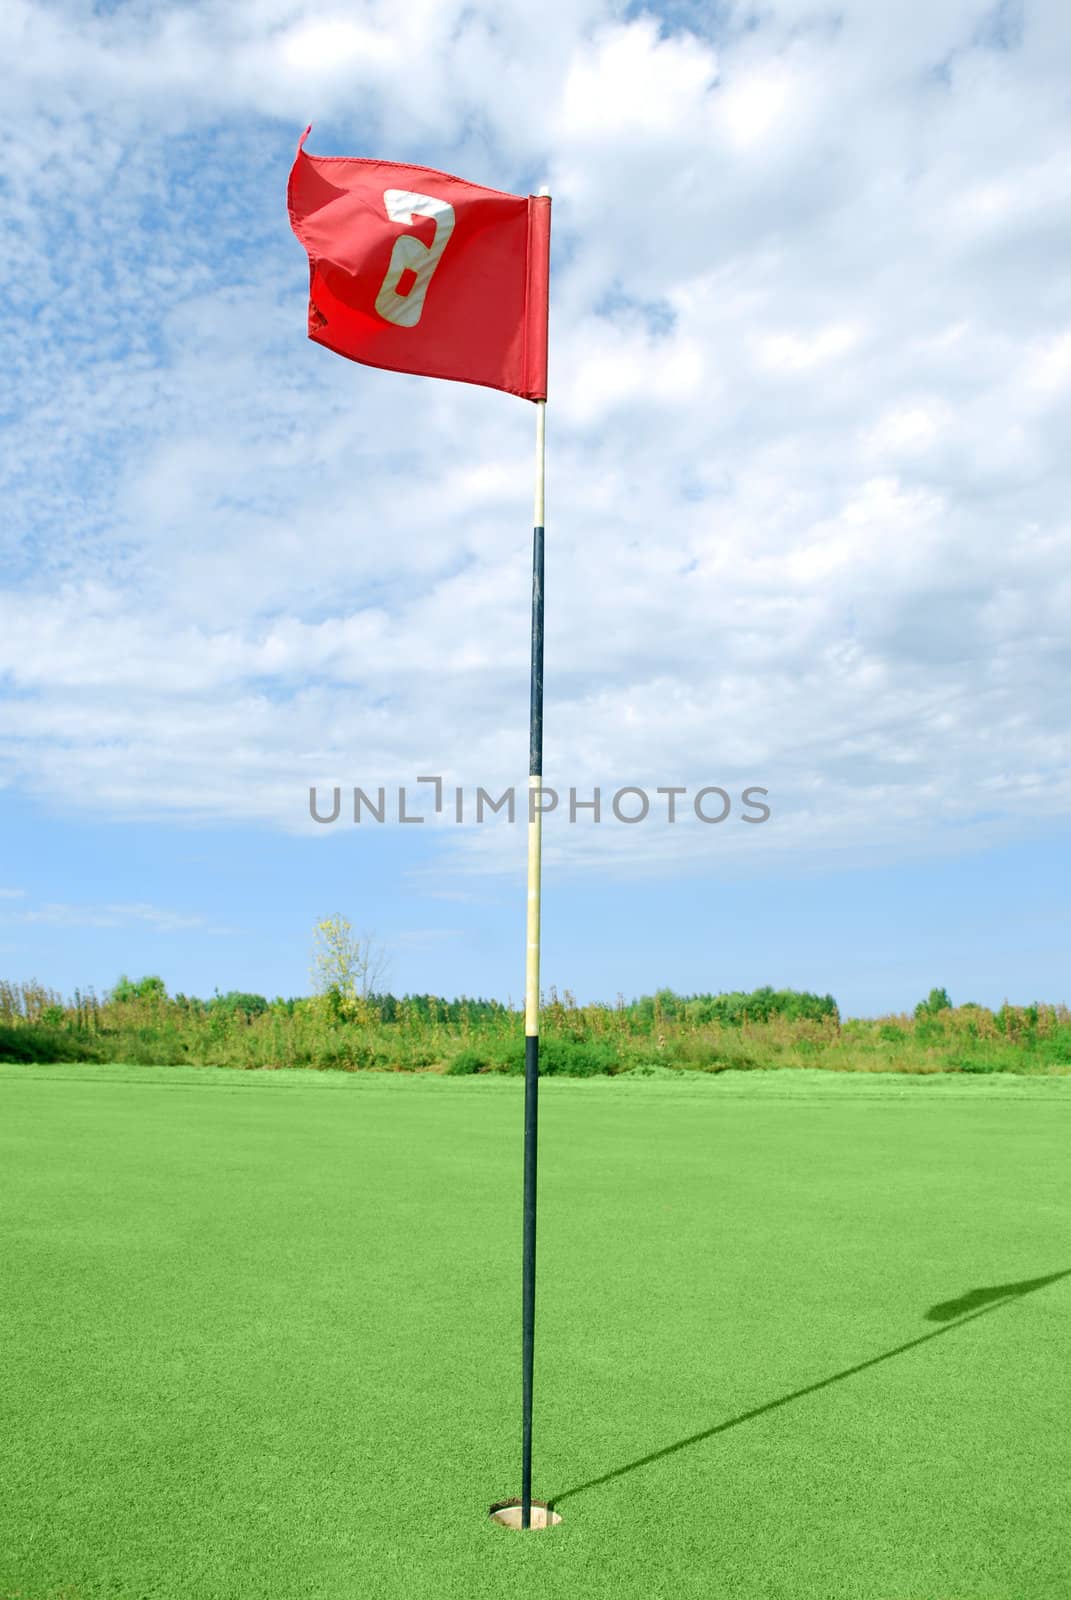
[754,322,865,374]
[1,902,220,932]
[718,66,794,148]
[557,21,717,139]
[0,0,1069,878]
[277,18,400,74]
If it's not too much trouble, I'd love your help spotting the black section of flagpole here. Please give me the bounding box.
[521,521,544,1532]
[521,1031,539,1527]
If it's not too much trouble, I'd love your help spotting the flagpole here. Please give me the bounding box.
[521,382,546,1530]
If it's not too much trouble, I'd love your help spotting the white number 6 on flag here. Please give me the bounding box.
[374,189,456,329]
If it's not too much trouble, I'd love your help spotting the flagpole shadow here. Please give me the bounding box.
[548,1270,1070,1509]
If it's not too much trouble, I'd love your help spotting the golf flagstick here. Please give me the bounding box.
[522,382,546,1531]
[287,133,553,1531]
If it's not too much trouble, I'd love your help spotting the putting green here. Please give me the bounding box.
[1,1063,1069,1600]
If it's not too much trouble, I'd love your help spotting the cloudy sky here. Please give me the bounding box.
[1,0,1068,1013]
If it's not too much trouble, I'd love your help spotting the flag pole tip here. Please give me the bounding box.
[536,184,551,197]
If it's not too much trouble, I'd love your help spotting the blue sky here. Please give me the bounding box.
[1,0,1069,1016]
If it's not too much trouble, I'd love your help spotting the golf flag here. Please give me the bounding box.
[288,132,553,1531]
[287,128,550,401]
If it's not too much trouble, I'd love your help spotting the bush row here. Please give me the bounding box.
[1,981,1069,1077]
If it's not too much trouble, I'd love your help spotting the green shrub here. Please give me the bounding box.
[445,1047,487,1075]
[1048,1028,1071,1062]
[0,1025,98,1063]
[445,1039,518,1074]
[915,987,952,1019]
[537,1037,622,1076]
[208,991,269,1021]
[111,975,167,1004]
[445,1037,622,1076]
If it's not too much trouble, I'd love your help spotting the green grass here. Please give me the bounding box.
[1,1063,1069,1600]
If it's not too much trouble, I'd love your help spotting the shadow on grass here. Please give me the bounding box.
[549,1269,1070,1509]
[923,1271,1068,1321]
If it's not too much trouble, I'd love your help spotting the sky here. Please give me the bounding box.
[1,0,1068,1016]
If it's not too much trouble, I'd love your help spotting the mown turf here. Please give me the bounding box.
[1,1064,1069,1600]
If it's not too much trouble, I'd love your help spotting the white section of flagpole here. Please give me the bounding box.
[533,395,546,525]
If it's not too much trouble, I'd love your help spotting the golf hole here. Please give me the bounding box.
[488,1498,562,1530]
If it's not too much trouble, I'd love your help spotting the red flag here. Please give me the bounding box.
[287,129,550,402]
